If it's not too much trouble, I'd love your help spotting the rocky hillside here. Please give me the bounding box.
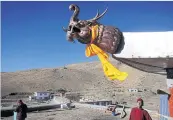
[1,59,168,110]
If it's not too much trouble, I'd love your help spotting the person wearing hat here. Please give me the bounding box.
[129,98,152,120]
[15,100,28,120]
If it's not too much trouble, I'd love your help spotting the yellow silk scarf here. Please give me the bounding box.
[85,25,128,81]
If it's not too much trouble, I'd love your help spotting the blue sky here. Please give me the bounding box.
[1,1,173,72]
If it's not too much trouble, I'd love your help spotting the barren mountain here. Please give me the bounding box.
[1,59,168,110]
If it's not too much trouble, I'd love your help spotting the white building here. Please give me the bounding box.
[128,89,138,92]
[167,79,173,88]
[34,92,51,100]
[29,96,36,101]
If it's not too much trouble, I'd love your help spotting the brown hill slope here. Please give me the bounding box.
[1,60,167,109]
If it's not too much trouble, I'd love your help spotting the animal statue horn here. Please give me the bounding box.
[63,4,123,54]
[87,8,108,22]
[62,27,68,32]
[69,4,80,22]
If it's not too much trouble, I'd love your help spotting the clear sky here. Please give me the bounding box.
[1,1,173,72]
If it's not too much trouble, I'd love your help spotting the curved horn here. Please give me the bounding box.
[94,9,100,18]
[69,4,80,21]
[87,7,108,22]
[62,27,68,32]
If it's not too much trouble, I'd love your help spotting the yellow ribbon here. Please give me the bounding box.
[85,25,128,81]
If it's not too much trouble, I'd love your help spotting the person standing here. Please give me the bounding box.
[129,98,152,120]
[15,100,28,120]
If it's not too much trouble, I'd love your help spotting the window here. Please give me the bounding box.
[40,93,42,96]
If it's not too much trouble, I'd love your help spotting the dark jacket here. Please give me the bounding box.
[15,103,28,119]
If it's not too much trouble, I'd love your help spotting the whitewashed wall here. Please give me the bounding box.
[114,31,173,58]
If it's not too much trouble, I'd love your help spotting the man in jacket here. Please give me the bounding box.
[15,100,28,120]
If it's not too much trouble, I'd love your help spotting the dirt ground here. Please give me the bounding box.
[1,106,129,120]
[2,104,160,120]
